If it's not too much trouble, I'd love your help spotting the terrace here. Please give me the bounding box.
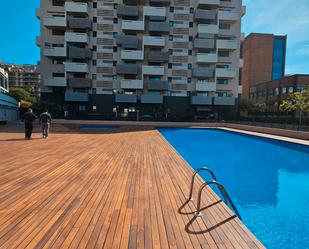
[0,122,266,248]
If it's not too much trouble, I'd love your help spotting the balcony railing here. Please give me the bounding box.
[115,94,138,103]
[142,66,165,75]
[44,47,66,57]
[65,32,89,43]
[143,36,165,47]
[121,50,144,60]
[64,62,88,73]
[214,97,235,106]
[122,20,145,31]
[65,2,88,14]
[43,16,66,27]
[121,79,143,89]
[196,53,218,63]
[192,68,215,79]
[44,77,66,87]
[141,95,164,104]
[191,96,213,105]
[197,24,219,34]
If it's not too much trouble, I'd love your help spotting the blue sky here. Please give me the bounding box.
[242,0,309,74]
[0,0,308,74]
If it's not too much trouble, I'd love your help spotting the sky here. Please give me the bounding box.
[0,0,308,74]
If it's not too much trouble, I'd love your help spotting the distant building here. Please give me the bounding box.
[0,67,19,123]
[36,0,246,120]
[1,64,41,99]
[0,67,9,93]
[242,33,287,99]
[248,74,309,113]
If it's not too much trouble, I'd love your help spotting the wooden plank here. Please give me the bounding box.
[0,125,265,249]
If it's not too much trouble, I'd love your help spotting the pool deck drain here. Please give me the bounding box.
[0,126,265,248]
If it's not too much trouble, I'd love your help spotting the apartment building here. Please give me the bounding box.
[37,0,245,120]
[2,64,41,99]
[249,74,309,113]
[242,33,287,99]
[0,67,19,123]
[0,67,9,93]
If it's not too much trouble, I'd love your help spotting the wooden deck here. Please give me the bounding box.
[0,125,264,249]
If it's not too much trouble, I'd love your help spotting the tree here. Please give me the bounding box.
[280,86,309,128]
[238,99,255,113]
[9,87,34,103]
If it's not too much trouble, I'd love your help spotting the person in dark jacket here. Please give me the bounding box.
[39,110,52,138]
[22,108,37,139]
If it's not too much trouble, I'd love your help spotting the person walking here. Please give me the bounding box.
[39,110,52,138]
[22,108,37,139]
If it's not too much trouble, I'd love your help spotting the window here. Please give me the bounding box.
[169,35,173,41]
[169,21,174,27]
[92,60,97,66]
[52,0,64,6]
[93,17,97,23]
[219,23,231,30]
[187,78,192,83]
[169,7,174,13]
[92,46,97,51]
[168,63,172,69]
[93,31,97,37]
[93,2,97,8]
[217,79,228,85]
[113,32,118,38]
[188,50,192,56]
[92,88,96,94]
[92,105,97,111]
[113,18,118,24]
[79,105,86,111]
[218,51,229,57]
[272,36,286,80]
[92,74,97,80]
[52,29,65,36]
[189,22,193,28]
[282,87,287,94]
[52,73,64,77]
[188,64,192,69]
[168,49,173,55]
[189,8,194,14]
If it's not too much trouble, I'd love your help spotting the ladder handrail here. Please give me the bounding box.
[195,180,242,220]
[188,167,217,201]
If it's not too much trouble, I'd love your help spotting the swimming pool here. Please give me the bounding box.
[159,128,309,249]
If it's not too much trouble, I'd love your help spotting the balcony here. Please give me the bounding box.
[141,95,163,104]
[191,96,213,105]
[148,22,170,33]
[43,16,66,27]
[214,97,235,106]
[68,17,92,30]
[242,6,246,16]
[64,62,88,73]
[122,20,145,31]
[143,36,165,47]
[148,51,169,63]
[196,53,218,63]
[144,6,166,17]
[216,68,236,78]
[44,77,66,87]
[147,80,169,90]
[43,47,66,57]
[196,81,216,91]
[36,8,41,19]
[197,0,220,6]
[193,38,215,49]
[121,50,144,60]
[198,24,219,34]
[192,68,215,79]
[68,47,92,59]
[217,40,238,50]
[218,11,239,22]
[68,78,92,88]
[65,32,89,44]
[65,2,88,14]
[142,66,165,75]
[36,36,41,47]
[117,5,139,19]
[65,92,89,102]
[121,79,143,89]
[116,35,139,49]
[116,64,139,75]
[194,9,217,21]
[115,94,137,103]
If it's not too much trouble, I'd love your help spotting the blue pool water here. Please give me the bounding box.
[159,128,309,249]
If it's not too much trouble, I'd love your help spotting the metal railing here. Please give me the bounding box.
[195,181,242,220]
[188,167,242,220]
[188,167,217,201]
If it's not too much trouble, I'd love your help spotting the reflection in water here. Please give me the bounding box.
[159,128,309,249]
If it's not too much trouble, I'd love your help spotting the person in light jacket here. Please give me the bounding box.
[39,110,52,138]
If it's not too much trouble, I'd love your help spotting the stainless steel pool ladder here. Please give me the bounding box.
[188,167,242,220]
